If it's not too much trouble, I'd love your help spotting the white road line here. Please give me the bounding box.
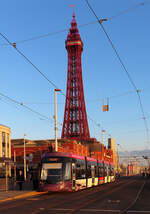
[127,211,150,213]
[48,208,120,212]
[45,208,150,213]
[49,208,73,211]
[81,209,120,212]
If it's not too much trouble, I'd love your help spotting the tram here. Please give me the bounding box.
[39,152,115,192]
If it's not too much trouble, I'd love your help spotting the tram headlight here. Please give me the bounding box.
[60,181,64,189]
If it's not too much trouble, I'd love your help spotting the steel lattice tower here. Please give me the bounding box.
[61,13,90,140]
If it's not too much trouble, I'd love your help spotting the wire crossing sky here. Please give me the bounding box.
[85,0,149,148]
[0,0,150,151]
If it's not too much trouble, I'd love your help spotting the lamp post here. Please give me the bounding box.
[101,129,105,145]
[54,89,61,152]
[117,144,120,174]
[24,134,27,181]
[14,150,16,186]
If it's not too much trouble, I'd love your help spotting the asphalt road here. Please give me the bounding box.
[0,176,149,214]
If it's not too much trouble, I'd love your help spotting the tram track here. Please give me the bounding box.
[28,177,142,214]
[62,178,137,214]
[0,177,149,214]
[0,177,130,213]
[63,177,149,214]
[120,179,146,214]
[30,177,135,212]
[23,177,136,214]
[28,177,147,214]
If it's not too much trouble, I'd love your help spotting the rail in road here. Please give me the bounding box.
[0,176,150,214]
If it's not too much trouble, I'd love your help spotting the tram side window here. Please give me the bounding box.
[76,164,81,179]
[76,160,86,179]
[99,166,104,177]
[64,163,71,181]
[81,166,86,178]
[87,163,91,178]
[104,166,107,176]
[98,167,100,177]
[108,166,111,176]
[95,165,98,177]
[111,166,114,176]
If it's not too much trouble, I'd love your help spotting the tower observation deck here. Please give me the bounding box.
[61,13,90,141]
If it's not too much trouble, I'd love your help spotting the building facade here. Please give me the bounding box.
[0,124,11,160]
[0,125,11,161]
[108,138,118,172]
[0,125,11,190]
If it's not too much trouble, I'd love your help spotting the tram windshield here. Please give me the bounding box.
[41,163,62,182]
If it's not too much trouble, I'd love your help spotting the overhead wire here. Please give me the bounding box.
[0,32,66,98]
[1,1,149,141]
[0,1,149,46]
[0,30,107,137]
[84,0,149,146]
[0,97,22,112]
[108,1,149,20]
[19,89,135,104]
[0,92,53,122]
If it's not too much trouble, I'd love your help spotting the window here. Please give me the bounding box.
[99,166,104,177]
[2,132,5,158]
[104,166,107,176]
[64,163,71,180]
[87,163,91,178]
[91,165,95,178]
[110,166,114,176]
[7,134,9,157]
[76,160,86,179]
[94,164,98,177]
[41,163,62,181]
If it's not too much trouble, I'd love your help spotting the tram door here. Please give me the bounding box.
[72,163,76,191]
[91,165,95,186]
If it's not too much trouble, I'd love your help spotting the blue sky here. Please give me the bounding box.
[0,0,150,152]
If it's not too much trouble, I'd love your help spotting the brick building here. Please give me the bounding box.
[11,138,113,174]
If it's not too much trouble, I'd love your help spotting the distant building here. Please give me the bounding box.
[0,124,11,190]
[108,138,118,172]
[11,138,113,172]
[11,138,89,169]
[0,124,11,165]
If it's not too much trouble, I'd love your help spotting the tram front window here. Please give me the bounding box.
[41,163,62,183]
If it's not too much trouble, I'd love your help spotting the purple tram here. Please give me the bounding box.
[39,152,115,192]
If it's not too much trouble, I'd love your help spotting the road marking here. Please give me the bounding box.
[81,209,120,212]
[50,208,73,211]
[48,208,120,212]
[127,211,150,213]
[39,208,45,210]
[108,199,120,203]
[34,208,150,213]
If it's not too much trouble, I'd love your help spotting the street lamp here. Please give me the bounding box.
[14,150,16,186]
[54,89,61,152]
[24,134,27,181]
[117,144,120,174]
[101,129,105,145]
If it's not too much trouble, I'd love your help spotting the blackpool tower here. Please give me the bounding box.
[61,13,90,141]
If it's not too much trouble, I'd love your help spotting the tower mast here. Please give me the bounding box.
[61,13,90,141]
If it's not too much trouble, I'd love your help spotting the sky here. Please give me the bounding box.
[0,0,150,152]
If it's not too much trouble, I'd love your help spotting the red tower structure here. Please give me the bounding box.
[61,13,90,140]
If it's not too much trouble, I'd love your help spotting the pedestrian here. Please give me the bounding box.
[17,170,24,190]
[31,169,39,190]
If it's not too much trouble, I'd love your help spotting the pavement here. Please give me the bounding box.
[0,180,47,203]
